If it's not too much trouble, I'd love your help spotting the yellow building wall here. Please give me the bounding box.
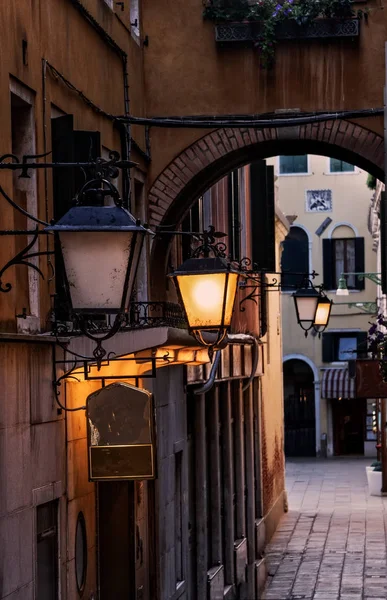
[266,154,376,455]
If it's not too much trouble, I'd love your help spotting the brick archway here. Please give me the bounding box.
[149,120,383,229]
[149,120,383,298]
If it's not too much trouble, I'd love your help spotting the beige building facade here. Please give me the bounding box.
[267,154,378,458]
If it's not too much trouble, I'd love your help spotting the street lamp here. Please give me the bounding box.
[45,180,147,315]
[293,284,332,336]
[336,276,349,296]
[169,254,240,355]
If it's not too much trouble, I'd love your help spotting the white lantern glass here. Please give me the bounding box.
[295,294,319,323]
[176,271,239,330]
[59,230,135,313]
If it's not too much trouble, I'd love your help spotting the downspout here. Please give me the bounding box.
[193,334,260,395]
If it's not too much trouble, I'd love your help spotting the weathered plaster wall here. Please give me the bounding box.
[142,0,385,184]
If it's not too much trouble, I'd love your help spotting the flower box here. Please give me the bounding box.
[214,18,359,44]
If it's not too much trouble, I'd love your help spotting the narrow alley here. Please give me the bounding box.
[263,459,387,600]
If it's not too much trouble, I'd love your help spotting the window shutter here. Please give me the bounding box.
[356,332,368,359]
[51,117,101,319]
[322,333,333,362]
[354,237,365,290]
[73,130,101,201]
[281,230,309,290]
[228,170,240,261]
[249,161,275,272]
[322,239,334,291]
[381,192,387,294]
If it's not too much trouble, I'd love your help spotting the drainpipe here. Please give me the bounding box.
[193,334,261,395]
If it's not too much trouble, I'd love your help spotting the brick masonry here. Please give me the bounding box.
[148,123,384,228]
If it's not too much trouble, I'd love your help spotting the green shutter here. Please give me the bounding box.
[354,238,365,290]
[322,239,334,291]
[356,332,368,359]
[322,333,333,363]
[249,161,275,272]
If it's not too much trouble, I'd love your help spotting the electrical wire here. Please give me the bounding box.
[114,108,383,129]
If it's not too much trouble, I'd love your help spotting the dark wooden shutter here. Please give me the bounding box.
[322,239,334,291]
[322,332,333,362]
[281,230,308,290]
[74,130,101,200]
[51,117,101,319]
[228,170,240,261]
[249,161,275,272]
[356,332,368,359]
[354,237,365,290]
[381,192,387,294]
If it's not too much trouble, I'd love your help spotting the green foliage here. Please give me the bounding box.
[367,173,377,190]
[203,0,355,67]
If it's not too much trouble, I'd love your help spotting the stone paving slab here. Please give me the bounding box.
[262,458,387,600]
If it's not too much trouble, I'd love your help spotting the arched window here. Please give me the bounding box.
[281,226,309,291]
[323,225,364,290]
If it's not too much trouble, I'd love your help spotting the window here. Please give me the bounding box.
[279,155,308,175]
[75,512,87,594]
[130,0,140,37]
[281,226,309,291]
[37,501,58,599]
[322,237,364,291]
[329,158,355,173]
[322,331,368,362]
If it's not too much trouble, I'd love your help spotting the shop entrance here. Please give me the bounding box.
[332,399,366,455]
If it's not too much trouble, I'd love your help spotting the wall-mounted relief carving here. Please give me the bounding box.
[305,189,332,212]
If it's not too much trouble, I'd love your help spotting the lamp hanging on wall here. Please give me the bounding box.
[45,179,148,315]
[293,283,332,336]
[168,227,240,357]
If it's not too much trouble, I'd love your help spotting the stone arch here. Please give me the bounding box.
[148,121,384,229]
[149,120,383,296]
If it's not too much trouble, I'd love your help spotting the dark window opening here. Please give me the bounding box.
[322,331,368,363]
[323,237,365,291]
[329,158,355,173]
[37,501,58,600]
[279,155,308,174]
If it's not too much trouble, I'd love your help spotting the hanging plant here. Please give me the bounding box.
[368,314,387,382]
[203,0,356,67]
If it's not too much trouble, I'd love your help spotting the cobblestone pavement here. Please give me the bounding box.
[262,458,387,600]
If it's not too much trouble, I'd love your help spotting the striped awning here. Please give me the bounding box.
[321,368,355,399]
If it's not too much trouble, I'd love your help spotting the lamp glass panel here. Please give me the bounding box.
[314,300,331,326]
[296,295,319,322]
[59,231,133,312]
[176,271,238,329]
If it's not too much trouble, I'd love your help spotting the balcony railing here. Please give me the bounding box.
[52,302,187,337]
[214,18,359,43]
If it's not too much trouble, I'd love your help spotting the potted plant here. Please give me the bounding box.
[367,463,382,496]
[367,314,387,382]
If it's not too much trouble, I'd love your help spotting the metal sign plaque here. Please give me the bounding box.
[87,382,155,481]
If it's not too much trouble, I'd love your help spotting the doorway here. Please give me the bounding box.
[283,360,316,457]
[332,399,365,455]
[98,482,136,599]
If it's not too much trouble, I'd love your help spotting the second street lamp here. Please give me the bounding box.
[293,284,332,336]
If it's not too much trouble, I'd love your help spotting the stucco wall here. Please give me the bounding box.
[266,154,377,455]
